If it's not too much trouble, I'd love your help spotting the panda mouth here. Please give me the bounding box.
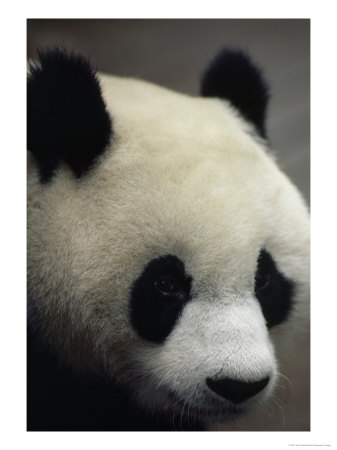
[167,390,245,420]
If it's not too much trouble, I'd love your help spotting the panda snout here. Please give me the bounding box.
[206,375,270,404]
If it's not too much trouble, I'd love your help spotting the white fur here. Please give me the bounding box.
[27,74,310,429]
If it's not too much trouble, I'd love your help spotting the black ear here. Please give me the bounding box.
[27,48,112,183]
[201,49,269,138]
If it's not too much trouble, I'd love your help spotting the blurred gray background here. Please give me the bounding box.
[27,19,310,204]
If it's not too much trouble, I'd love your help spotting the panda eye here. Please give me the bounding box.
[254,249,294,329]
[255,272,270,291]
[155,276,179,294]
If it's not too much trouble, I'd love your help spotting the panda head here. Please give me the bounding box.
[27,48,309,424]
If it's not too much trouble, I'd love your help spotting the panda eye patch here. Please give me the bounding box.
[130,255,192,343]
[255,271,270,291]
[254,249,294,328]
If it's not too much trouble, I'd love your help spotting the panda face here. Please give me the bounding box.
[27,49,309,425]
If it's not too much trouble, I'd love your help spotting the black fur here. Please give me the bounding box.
[206,376,270,404]
[27,328,203,431]
[27,48,112,183]
[254,250,294,328]
[201,49,269,137]
[130,255,192,343]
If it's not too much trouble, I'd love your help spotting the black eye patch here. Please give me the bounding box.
[129,255,192,343]
[254,250,294,328]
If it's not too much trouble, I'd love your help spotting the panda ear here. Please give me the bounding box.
[27,48,112,183]
[201,49,269,138]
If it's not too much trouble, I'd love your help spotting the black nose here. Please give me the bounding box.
[206,376,270,404]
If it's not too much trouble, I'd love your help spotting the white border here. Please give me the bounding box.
[1,1,337,449]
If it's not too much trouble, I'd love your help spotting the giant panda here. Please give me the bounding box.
[27,47,310,431]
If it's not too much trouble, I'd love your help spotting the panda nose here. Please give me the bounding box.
[206,376,270,404]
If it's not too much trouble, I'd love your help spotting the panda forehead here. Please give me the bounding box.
[99,73,263,152]
[95,74,278,198]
